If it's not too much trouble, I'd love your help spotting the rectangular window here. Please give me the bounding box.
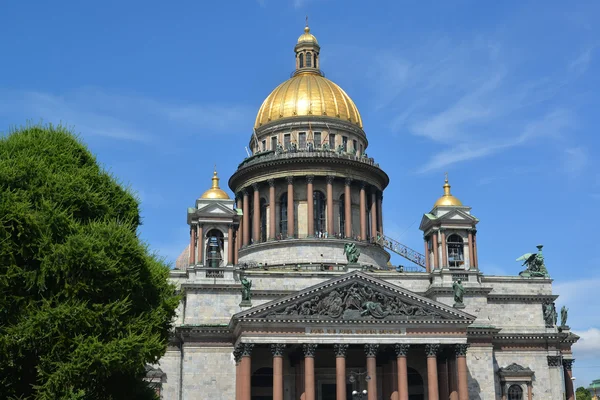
[359,144,363,155]
[314,132,321,148]
[271,136,278,151]
[329,133,336,149]
[284,134,291,150]
[298,132,306,149]
[342,136,348,151]
[262,140,266,151]
[352,140,357,154]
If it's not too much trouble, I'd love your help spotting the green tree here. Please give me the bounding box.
[0,125,179,400]
[576,387,592,400]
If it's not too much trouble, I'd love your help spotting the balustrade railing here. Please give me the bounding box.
[237,148,380,170]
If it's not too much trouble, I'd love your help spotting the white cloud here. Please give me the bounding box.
[569,47,595,75]
[572,328,600,359]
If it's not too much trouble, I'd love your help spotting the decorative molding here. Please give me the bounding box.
[498,363,534,378]
[326,175,335,184]
[334,344,349,357]
[365,344,379,357]
[306,175,314,184]
[455,344,470,357]
[287,176,294,185]
[240,343,254,357]
[270,343,286,357]
[252,182,260,191]
[268,178,276,187]
[547,356,562,367]
[562,359,575,371]
[395,344,410,357]
[233,344,243,363]
[303,343,318,357]
[425,344,440,357]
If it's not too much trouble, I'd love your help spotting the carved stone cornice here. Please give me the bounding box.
[334,344,349,357]
[303,343,318,357]
[395,344,410,357]
[563,359,575,371]
[270,343,286,357]
[547,356,562,367]
[425,344,440,357]
[240,343,254,357]
[365,344,379,357]
[455,344,470,357]
[498,363,534,378]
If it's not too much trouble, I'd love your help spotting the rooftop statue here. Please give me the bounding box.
[323,142,330,151]
[560,305,569,327]
[343,242,360,264]
[240,277,252,305]
[452,279,465,308]
[336,144,344,155]
[516,245,549,278]
[543,301,557,327]
[276,143,284,154]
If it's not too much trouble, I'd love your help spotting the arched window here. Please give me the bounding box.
[447,234,464,268]
[313,191,326,234]
[205,229,224,268]
[279,193,288,238]
[508,385,523,400]
[339,194,345,237]
[260,198,267,242]
[306,52,312,67]
[299,53,304,68]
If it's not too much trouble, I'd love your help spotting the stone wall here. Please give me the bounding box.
[181,346,235,400]
[160,349,181,400]
[466,346,496,400]
[494,350,558,400]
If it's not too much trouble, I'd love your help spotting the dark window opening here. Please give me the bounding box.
[447,233,464,268]
[314,191,326,234]
[298,132,306,149]
[314,132,321,148]
[279,193,288,237]
[299,54,304,68]
[306,52,312,67]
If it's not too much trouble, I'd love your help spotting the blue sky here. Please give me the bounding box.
[1,0,599,388]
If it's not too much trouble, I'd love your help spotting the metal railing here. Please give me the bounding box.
[375,233,427,270]
[238,148,380,170]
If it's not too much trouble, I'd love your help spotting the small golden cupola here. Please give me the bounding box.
[433,174,463,207]
[200,168,230,200]
[294,20,320,73]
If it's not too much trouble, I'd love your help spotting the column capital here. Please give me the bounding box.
[359,180,367,189]
[547,355,562,367]
[252,182,260,191]
[303,343,318,358]
[454,344,470,357]
[287,176,294,184]
[233,344,243,363]
[240,343,254,357]
[306,175,315,184]
[242,188,250,196]
[326,175,335,184]
[268,178,276,187]
[345,177,353,186]
[334,343,349,357]
[562,359,575,371]
[365,343,379,357]
[270,343,286,357]
[395,343,410,357]
[425,344,440,357]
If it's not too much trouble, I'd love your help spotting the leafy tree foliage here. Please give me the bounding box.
[0,125,179,399]
[576,387,592,400]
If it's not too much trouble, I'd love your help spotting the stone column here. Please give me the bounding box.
[227,224,233,265]
[307,175,314,237]
[345,178,353,238]
[432,232,439,269]
[326,176,334,235]
[365,344,379,400]
[197,225,203,265]
[268,179,276,240]
[189,225,196,266]
[234,345,242,400]
[252,183,260,243]
[237,196,243,251]
[377,192,383,235]
[438,355,449,400]
[455,344,469,400]
[370,192,377,239]
[395,344,410,400]
[234,231,239,265]
[527,382,533,400]
[425,344,440,400]
[287,177,294,238]
[240,343,254,400]
[271,344,285,400]
[424,237,430,273]
[467,230,475,269]
[303,344,317,400]
[473,231,479,267]
[448,355,458,400]
[359,182,367,240]
[242,190,250,246]
[334,344,349,400]
[440,231,447,268]
[563,359,575,400]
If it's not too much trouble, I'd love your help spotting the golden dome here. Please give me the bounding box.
[433,176,463,207]
[255,72,363,128]
[200,169,230,200]
[297,26,318,44]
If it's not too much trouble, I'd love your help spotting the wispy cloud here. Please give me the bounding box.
[569,46,595,75]
[573,328,600,359]
[562,146,589,176]
[0,88,253,145]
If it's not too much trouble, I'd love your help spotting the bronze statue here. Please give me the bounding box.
[517,245,549,278]
[343,242,360,264]
[241,277,252,302]
[560,305,568,327]
[543,302,557,327]
[452,279,465,306]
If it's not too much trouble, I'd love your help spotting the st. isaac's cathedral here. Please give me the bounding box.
[153,24,579,400]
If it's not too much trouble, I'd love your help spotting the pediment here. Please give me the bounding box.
[195,202,237,216]
[234,271,475,324]
[420,209,478,231]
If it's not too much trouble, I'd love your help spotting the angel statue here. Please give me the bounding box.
[343,242,360,264]
[516,245,549,278]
